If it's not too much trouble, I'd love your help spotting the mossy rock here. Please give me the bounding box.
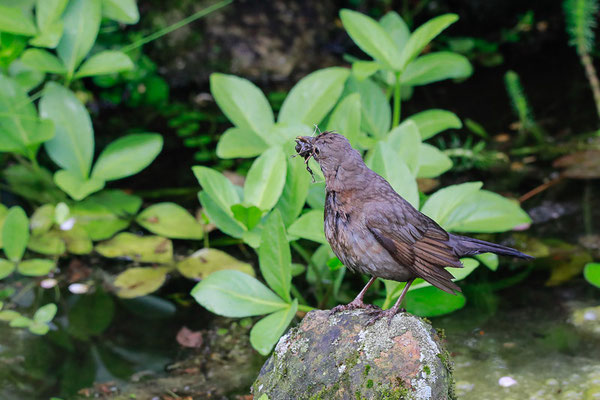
[252,309,455,400]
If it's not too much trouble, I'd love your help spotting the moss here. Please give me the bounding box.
[366,380,374,388]
[423,365,431,375]
[364,365,371,377]
[436,328,447,341]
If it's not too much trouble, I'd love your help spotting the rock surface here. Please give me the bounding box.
[252,309,455,400]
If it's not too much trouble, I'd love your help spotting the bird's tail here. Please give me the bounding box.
[449,234,534,260]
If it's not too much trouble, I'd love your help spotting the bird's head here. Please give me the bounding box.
[295,131,362,181]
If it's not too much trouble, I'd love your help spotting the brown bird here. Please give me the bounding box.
[295,131,533,320]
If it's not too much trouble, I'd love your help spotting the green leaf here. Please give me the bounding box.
[416,143,453,178]
[244,146,287,211]
[0,5,37,35]
[449,258,480,281]
[0,204,7,249]
[70,193,139,241]
[405,109,462,140]
[68,288,114,339]
[198,191,246,238]
[288,210,327,244]
[40,82,94,178]
[259,210,292,302]
[278,67,350,126]
[20,48,66,73]
[367,143,419,208]
[346,76,390,138]
[0,310,21,322]
[56,0,101,75]
[326,93,362,149]
[136,202,203,240]
[274,156,311,226]
[0,74,54,155]
[351,61,380,80]
[35,0,68,31]
[176,248,255,280]
[404,285,466,317]
[379,11,410,52]
[29,204,55,235]
[74,50,133,78]
[584,262,600,289]
[113,267,171,298]
[61,226,93,255]
[29,20,63,48]
[54,169,105,200]
[0,259,16,279]
[340,9,402,69]
[8,60,45,91]
[447,190,532,233]
[3,164,65,204]
[475,253,499,271]
[192,166,240,212]
[91,133,163,181]
[210,73,273,138]
[10,316,33,328]
[402,52,472,86]
[231,204,263,230]
[3,206,29,262]
[28,231,66,255]
[421,182,482,227]
[102,0,139,24]
[17,259,55,276]
[33,303,57,323]
[216,127,268,159]
[191,270,288,317]
[397,14,459,71]
[386,120,421,174]
[250,300,297,355]
[96,233,173,264]
[28,321,50,335]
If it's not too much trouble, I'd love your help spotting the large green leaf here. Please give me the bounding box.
[402,52,472,86]
[198,191,246,238]
[192,166,240,212]
[210,73,273,138]
[416,143,453,178]
[2,206,29,262]
[397,14,459,71]
[8,60,45,91]
[405,109,462,140]
[445,190,531,233]
[136,202,203,240]
[259,210,292,302]
[345,77,390,138]
[0,74,54,155]
[91,133,162,181]
[244,146,287,211]
[176,248,254,280]
[351,60,380,81]
[250,300,297,355]
[404,285,466,317]
[216,127,268,159]
[29,19,64,48]
[584,262,600,289]
[326,93,362,149]
[274,156,311,226]
[35,0,68,31]
[74,50,133,78]
[340,9,402,69]
[20,49,66,73]
[288,210,327,244]
[28,231,66,255]
[40,82,94,178]
[386,120,421,174]
[56,0,101,75]
[95,233,173,264]
[278,67,350,126]
[113,267,171,298]
[17,259,55,276]
[367,143,419,208]
[0,259,15,280]
[0,5,37,35]
[54,169,105,200]
[102,0,139,24]
[191,270,288,317]
[33,303,57,323]
[421,182,482,227]
[379,11,410,52]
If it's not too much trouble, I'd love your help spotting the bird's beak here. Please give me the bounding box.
[295,136,314,158]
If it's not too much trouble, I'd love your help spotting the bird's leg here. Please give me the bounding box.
[330,276,380,314]
[367,278,415,325]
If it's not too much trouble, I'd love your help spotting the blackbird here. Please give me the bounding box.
[295,131,533,320]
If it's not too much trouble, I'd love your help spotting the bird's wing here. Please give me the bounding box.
[367,199,463,294]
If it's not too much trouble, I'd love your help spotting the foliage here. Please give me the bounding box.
[504,70,545,144]
[584,262,600,289]
[564,0,599,54]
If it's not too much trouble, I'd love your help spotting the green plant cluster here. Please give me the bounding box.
[190,9,531,355]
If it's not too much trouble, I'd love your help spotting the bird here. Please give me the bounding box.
[295,131,533,321]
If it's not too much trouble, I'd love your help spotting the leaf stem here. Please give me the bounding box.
[290,241,324,299]
[392,72,402,127]
[297,304,316,312]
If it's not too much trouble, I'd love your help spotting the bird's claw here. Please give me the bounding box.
[329,300,381,316]
[366,308,402,326]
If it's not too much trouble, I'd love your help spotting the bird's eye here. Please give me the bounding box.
[314,147,320,155]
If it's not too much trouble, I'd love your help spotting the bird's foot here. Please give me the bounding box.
[366,307,403,326]
[329,300,381,315]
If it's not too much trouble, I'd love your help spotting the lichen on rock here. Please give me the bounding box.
[252,309,455,400]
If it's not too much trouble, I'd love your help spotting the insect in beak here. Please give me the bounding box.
[294,136,317,182]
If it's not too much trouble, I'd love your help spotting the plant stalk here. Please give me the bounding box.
[579,51,600,121]
[392,72,402,127]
